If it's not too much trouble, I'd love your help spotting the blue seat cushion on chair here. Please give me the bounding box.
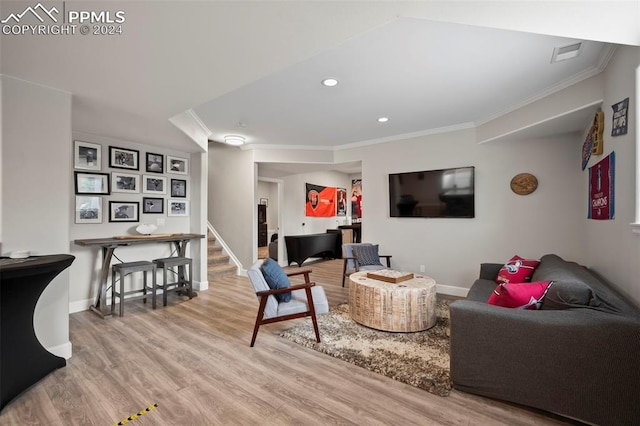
[261,258,292,302]
[352,244,383,266]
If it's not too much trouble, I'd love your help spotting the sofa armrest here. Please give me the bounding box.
[479,263,502,280]
[449,299,640,425]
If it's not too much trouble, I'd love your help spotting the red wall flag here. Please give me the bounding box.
[305,183,336,217]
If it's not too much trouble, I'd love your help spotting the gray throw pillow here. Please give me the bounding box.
[540,280,595,310]
[352,244,383,266]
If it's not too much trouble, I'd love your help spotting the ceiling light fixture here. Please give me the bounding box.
[377,117,389,123]
[321,78,339,87]
[224,135,245,146]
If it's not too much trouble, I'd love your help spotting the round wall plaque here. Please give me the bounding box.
[510,173,538,195]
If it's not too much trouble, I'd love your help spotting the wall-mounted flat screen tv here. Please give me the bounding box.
[389,166,475,218]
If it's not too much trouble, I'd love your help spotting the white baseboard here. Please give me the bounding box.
[193,280,208,291]
[69,298,95,314]
[47,341,72,360]
[436,284,469,298]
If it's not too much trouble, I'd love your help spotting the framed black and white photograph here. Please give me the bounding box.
[75,196,102,224]
[168,199,189,217]
[171,179,187,198]
[74,171,110,195]
[167,155,189,175]
[74,140,101,171]
[143,197,164,214]
[109,146,139,170]
[146,152,164,173]
[142,175,167,194]
[111,172,140,193]
[109,201,139,222]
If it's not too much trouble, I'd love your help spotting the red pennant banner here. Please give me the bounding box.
[588,152,615,220]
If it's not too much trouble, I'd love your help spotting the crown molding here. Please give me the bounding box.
[334,123,475,151]
[242,122,475,152]
[0,73,72,95]
[241,143,334,151]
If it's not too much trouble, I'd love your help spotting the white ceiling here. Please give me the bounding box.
[198,18,609,149]
[1,1,638,156]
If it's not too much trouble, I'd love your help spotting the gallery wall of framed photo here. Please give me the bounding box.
[73,139,191,224]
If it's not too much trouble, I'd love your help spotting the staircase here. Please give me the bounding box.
[207,231,237,281]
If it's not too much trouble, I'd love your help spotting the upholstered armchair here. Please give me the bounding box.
[247,259,329,347]
[342,243,392,287]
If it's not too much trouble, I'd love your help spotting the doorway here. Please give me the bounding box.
[257,179,279,260]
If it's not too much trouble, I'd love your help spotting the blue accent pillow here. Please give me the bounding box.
[261,258,291,302]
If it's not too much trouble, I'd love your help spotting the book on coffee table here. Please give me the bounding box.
[366,269,414,283]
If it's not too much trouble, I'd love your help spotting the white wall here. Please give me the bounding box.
[279,170,352,264]
[208,142,255,268]
[336,127,584,294]
[281,171,352,233]
[68,132,200,312]
[1,76,73,358]
[583,45,640,305]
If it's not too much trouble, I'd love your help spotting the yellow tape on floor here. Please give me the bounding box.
[113,403,158,425]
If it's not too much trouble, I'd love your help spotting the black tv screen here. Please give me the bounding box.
[389,166,475,218]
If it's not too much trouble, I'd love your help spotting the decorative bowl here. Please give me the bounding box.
[136,223,158,235]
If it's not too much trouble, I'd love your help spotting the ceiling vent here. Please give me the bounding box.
[551,42,583,63]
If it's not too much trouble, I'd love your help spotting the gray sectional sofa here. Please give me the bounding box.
[449,254,640,426]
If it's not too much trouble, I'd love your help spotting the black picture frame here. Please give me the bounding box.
[146,152,164,173]
[170,178,187,198]
[142,197,164,214]
[74,171,110,195]
[109,146,139,170]
[109,201,140,222]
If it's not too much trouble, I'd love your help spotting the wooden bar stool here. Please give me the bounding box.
[153,257,193,306]
[111,261,157,316]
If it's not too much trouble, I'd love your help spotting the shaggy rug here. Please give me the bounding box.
[280,299,452,396]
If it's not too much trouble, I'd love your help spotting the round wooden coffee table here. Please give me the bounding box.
[349,270,437,332]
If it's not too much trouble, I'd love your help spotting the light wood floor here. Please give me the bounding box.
[0,259,581,425]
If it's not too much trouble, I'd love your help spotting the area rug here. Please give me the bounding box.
[280,299,452,396]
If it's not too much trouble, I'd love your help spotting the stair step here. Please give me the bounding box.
[208,264,236,279]
[208,254,230,265]
[208,245,222,254]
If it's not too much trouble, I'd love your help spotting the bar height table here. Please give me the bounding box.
[74,233,204,318]
[0,254,75,412]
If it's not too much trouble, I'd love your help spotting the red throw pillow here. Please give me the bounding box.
[488,281,553,310]
[496,255,540,284]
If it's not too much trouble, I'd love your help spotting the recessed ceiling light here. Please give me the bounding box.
[321,78,339,87]
[224,135,245,146]
[377,117,389,123]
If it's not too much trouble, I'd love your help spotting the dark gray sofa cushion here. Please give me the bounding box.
[533,254,640,317]
[540,280,595,310]
[466,278,496,302]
